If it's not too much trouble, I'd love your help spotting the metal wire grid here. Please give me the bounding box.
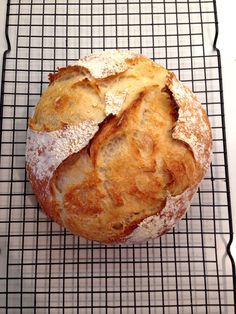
[0,0,235,313]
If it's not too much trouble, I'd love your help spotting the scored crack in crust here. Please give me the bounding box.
[167,73,212,171]
[26,50,212,243]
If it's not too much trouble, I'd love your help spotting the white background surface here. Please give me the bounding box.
[0,0,235,251]
[0,2,8,85]
[216,0,236,258]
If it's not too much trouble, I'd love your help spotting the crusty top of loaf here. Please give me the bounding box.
[29,52,167,132]
[26,50,212,243]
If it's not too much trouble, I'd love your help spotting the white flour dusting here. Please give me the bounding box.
[104,90,127,115]
[77,50,135,79]
[167,74,212,171]
[125,186,197,244]
[26,121,99,182]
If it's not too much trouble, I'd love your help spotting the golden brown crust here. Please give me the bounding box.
[26,51,212,244]
[48,65,90,84]
[26,164,63,226]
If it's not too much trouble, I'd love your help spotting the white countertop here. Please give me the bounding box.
[0,2,8,83]
[216,0,236,259]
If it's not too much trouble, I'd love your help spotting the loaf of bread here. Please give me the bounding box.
[26,50,212,244]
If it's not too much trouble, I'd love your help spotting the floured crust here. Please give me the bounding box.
[77,50,136,79]
[123,185,197,244]
[166,73,212,171]
[26,50,212,244]
[104,90,127,115]
[26,122,98,182]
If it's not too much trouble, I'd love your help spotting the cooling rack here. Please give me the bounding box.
[0,0,235,313]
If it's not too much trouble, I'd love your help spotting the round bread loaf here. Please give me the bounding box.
[26,50,212,244]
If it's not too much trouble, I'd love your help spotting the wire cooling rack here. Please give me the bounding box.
[0,0,235,313]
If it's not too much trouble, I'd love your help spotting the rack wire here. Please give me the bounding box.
[0,0,235,313]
